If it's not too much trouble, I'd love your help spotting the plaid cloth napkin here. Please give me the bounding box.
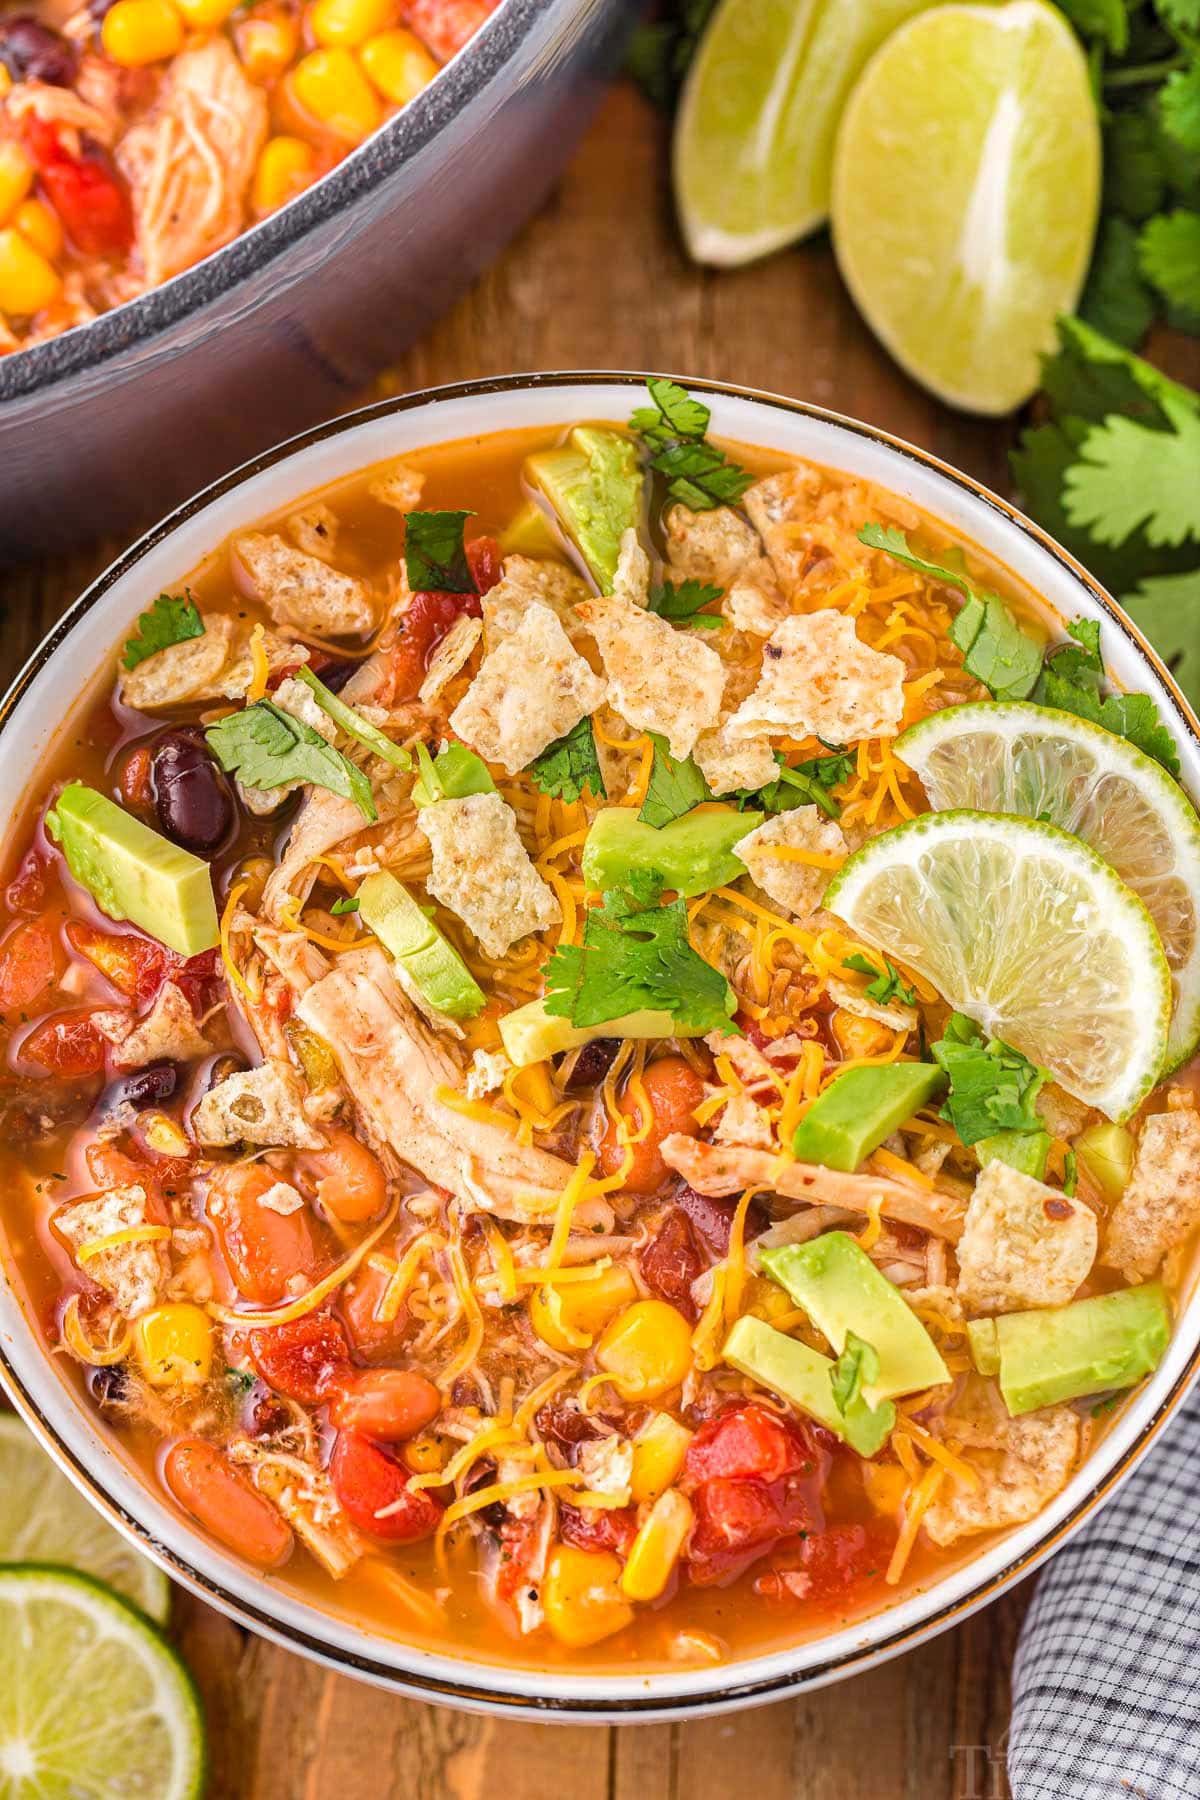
[1008,1379,1200,1799]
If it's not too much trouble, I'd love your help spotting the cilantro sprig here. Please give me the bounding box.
[842,953,916,1009]
[639,735,712,828]
[629,378,753,512]
[206,701,376,821]
[930,1013,1051,1148]
[647,577,725,628]
[526,717,607,805]
[1034,618,1181,775]
[830,1332,880,1413]
[122,593,204,671]
[543,871,735,1033]
[733,748,854,819]
[404,511,476,594]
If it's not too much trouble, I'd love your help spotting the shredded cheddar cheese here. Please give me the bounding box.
[246,622,270,702]
[206,1199,398,1328]
[75,1225,172,1266]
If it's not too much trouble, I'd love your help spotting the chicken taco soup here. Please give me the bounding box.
[2,381,1198,1671]
[0,0,500,354]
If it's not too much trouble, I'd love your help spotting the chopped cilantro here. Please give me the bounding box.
[1063,1149,1079,1198]
[297,666,411,771]
[1062,385,1200,548]
[646,577,725,628]
[121,592,204,671]
[1034,620,1181,776]
[330,895,359,915]
[629,378,753,512]
[830,1332,880,1413]
[206,701,376,821]
[542,871,735,1034]
[225,1368,256,1397]
[526,717,607,805]
[841,952,916,1009]
[404,510,476,594]
[859,523,1042,701]
[734,748,854,819]
[930,1013,1051,1148]
[639,734,712,828]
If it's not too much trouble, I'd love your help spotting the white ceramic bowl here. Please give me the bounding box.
[2,375,1198,1721]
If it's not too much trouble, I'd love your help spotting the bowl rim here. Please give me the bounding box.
[2,369,1199,1721]
[0,0,554,404]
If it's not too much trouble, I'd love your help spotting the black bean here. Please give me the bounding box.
[151,730,235,855]
[317,661,358,693]
[0,16,77,85]
[87,1364,128,1410]
[563,1037,620,1089]
[99,1060,177,1114]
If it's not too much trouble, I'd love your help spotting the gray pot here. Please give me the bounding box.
[0,0,637,562]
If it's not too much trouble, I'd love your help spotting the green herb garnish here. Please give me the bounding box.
[930,1013,1051,1148]
[330,895,360,915]
[842,952,917,1009]
[646,577,725,628]
[830,1332,881,1413]
[639,734,712,828]
[296,666,411,772]
[629,378,753,512]
[122,593,204,671]
[404,510,476,594]
[733,748,854,819]
[1034,618,1181,776]
[206,702,376,821]
[526,717,607,805]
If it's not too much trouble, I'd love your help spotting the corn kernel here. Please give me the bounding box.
[102,0,185,66]
[308,0,395,48]
[0,143,34,230]
[621,1489,694,1601]
[629,1410,692,1505]
[139,1109,190,1157]
[542,1546,634,1649]
[530,1262,637,1355]
[13,198,63,261]
[862,1462,908,1520]
[133,1304,214,1388]
[0,227,60,316]
[830,1008,894,1060]
[596,1299,693,1401]
[0,67,12,98]
[235,13,300,82]
[253,135,318,214]
[359,27,438,106]
[403,1434,446,1474]
[512,1058,556,1118]
[289,46,382,143]
[176,0,239,23]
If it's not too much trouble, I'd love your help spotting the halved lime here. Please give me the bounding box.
[0,1414,170,1624]
[896,702,1200,1069]
[824,810,1171,1121]
[673,0,936,266]
[830,1,1101,413]
[0,1566,204,1798]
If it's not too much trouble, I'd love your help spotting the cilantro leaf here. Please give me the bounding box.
[831,1332,881,1414]
[930,1014,1051,1147]
[629,379,753,512]
[404,511,476,594]
[1103,114,1167,222]
[297,666,411,771]
[330,895,359,915]
[1081,217,1157,346]
[1034,619,1182,776]
[734,748,853,818]
[626,0,718,108]
[1062,387,1200,548]
[1057,0,1127,49]
[646,577,725,628]
[1159,63,1200,154]
[1139,208,1200,313]
[121,592,204,671]
[859,523,1042,700]
[1156,0,1200,27]
[842,953,916,1009]
[1121,568,1200,712]
[206,701,376,820]
[543,875,735,1033]
[526,717,607,805]
[639,734,712,828]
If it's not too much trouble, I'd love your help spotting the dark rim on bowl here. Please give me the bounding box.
[2,372,1198,1715]
[0,0,541,403]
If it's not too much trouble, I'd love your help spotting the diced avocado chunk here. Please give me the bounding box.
[761,1232,949,1405]
[790,1063,947,1171]
[723,1314,895,1456]
[499,499,562,558]
[977,1129,1051,1182]
[526,426,644,593]
[45,781,218,958]
[1075,1122,1135,1204]
[581,806,761,900]
[412,741,496,808]
[358,871,484,1020]
[967,1283,1170,1416]
[499,995,694,1068]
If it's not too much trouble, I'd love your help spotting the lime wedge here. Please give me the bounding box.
[895,702,1200,1070]
[830,1,1100,413]
[673,0,935,266]
[0,1414,169,1623]
[824,810,1171,1121]
[0,1566,204,1799]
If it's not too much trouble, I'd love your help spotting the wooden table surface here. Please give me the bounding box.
[4,80,1198,1800]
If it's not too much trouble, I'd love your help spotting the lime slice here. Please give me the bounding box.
[824,810,1171,1121]
[0,1566,204,1799]
[895,702,1200,1070]
[0,1414,169,1623]
[830,1,1100,413]
[673,0,936,266]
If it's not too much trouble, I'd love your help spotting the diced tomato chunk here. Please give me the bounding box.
[639,1207,704,1321]
[675,1185,768,1254]
[172,948,222,1014]
[24,119,132,256]
[558,1500,638,1557]
[682,1403,832,1587]
[330,1430,443,1541]
[248,1310,351,1405]
[20,1008,108,1078]
[119,745,154,811]
[0,915,60,1012]
[684,1403,822,1486]
[398,0,497,62]
[465,534,501,596]
[209,1163,317,1304]
[66,920,169,1006]
[5,847,46,915]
